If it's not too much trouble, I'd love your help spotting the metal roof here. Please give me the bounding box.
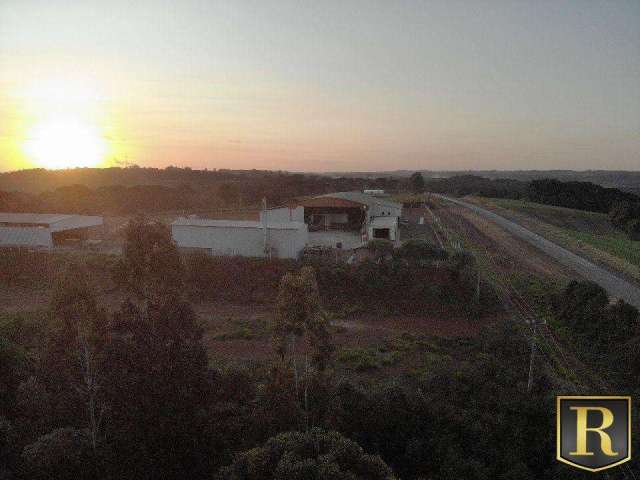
[172,218,306,230]
[0,226,53,248]
[0,213,74,225]
[315,192,402,209]
[0,213,103,232]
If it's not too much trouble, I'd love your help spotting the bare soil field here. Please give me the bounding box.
[1,280,497,375]
[196,299,495,368]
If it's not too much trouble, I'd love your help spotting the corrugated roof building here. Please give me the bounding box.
[0,213,104,249]
[296,191,402,243]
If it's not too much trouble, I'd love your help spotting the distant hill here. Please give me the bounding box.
[0,167,294,194]
[5,167,640,196]
[0,167,404,215]
[324,170,640,195]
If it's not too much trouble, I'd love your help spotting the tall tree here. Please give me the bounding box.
[101,297,210,479]
[409,172,425,193]
[272,267,322,363]
[43,273,109,452]
[116,216,184,300]
[271,267,335,429]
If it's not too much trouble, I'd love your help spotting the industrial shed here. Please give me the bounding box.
[0,213,104,249]
[296,191,402,244]
[172,218,308,259]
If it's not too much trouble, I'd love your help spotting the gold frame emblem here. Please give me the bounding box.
[556,396,632,472]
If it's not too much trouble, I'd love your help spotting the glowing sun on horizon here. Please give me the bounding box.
[19,77,111,169]
[24,117,107,169]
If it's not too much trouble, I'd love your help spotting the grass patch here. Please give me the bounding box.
[473,197,640,280]
[338,347,401,372]
[212,318,269,341]
[0,310,48,349]
[560,229,640,268]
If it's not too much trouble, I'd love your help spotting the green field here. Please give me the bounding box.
[473,197,640,278]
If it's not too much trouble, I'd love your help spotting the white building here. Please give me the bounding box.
[367,216,399,241]
[0,213,104,249]
[171,217,308,259]
[259,206,304,224]
[298,191,402,244]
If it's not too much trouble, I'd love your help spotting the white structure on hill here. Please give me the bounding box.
[171,217,308,259]
[298,191,402,242]
[259,206,304,224]
[0,213,104,249]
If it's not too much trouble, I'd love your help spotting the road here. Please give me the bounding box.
[434,194,640,309]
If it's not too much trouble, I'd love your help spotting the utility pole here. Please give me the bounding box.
[527,319,537,392]
[262,197,270,259]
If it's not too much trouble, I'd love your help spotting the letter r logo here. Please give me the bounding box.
[557,396,631,472]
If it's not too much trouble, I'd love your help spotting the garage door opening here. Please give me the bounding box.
[373,228,390,240]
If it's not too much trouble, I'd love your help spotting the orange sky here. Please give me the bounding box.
[1,0,639,172]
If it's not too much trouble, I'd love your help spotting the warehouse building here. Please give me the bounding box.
[0,213,104,249]
[295,191,402,246]
[171,217,308,259]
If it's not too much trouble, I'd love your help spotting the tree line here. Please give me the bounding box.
[417,175,640,239]
[0,167,406,215]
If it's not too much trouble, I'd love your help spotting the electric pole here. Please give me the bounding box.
[527,319,537,392]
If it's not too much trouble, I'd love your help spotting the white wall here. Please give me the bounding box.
[369,203,402,218]
[172,224,308,259]
[260,207,304,224]
[0,227,53,248]
[266,226,308,258]
[367,217,398,241]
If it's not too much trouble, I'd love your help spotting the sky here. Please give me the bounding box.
[0,0,639,172]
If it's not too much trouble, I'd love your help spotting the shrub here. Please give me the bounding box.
[184,254,298,303]
[21,428,94,480]
[395,239,448,262]
[367,239,394,258]
[218,428,396,480]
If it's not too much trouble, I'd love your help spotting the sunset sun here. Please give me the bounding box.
[16,76,112,169]
[24,117,107,169]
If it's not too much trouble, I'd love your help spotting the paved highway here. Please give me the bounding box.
[435,194,640,309]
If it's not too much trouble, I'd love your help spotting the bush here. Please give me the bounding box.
[625,218,640,241]
[338,348,399,371]
[21,428,94,480]
[218,428,396,480]
[184,254,298,303]
[367,239,394,258]
[553,280,640,389]
[395,239,448,262]
[0,248,56,288]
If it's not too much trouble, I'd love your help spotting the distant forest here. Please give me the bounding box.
[425,175,640,239]
[329,169,640,195]
[1,168,639,239]
[0,167,404,215]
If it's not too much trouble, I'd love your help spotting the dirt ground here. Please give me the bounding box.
[1,281,496,368]
[197,300,495,365]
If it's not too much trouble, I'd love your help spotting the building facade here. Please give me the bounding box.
[171,218,308,259]
[0,213,104,249]
[296,191,402,244]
